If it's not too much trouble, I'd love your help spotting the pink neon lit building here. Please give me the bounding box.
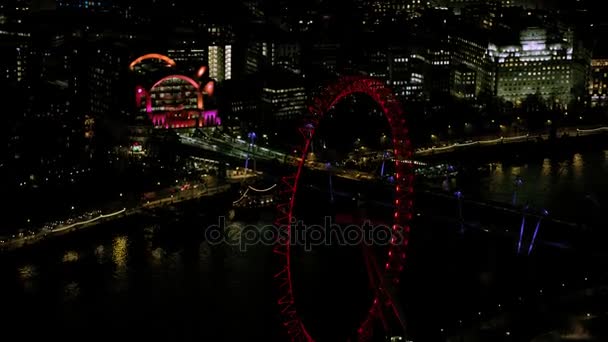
[130,54,220,129]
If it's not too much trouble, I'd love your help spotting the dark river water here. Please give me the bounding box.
[466,150,608,222]
[0,149,606,341]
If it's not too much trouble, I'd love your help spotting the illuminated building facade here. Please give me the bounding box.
[131,54,220,129]
[453,27,586,105]
[492,28,578,105]
[56,0,112,12]
[167,43,207,72]
[261,73,306,121]
[262,86,306,120]
[208,45,232,82]
[358,0,430,24]
[391,55,425,101]
[0,35,29,84]
[452,33,495,97]
[451,64,477,99]
[425,38,452,97]
[589,59,608,106]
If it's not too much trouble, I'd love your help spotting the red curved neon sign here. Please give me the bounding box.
[129,53,177,71]
[197,65,208,78]
[203,81,215,96]
[151,74,200,90]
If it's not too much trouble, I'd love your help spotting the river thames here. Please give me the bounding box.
[0,149,606,341]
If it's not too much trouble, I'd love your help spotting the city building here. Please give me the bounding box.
[216,77,261,131]
[269,41,301,73]
[492,27,584,106]
[261,72,306,121]
[389,52,426,101]
[167,34,208,72]
[55,0,112,12]
[451,64,477,99]
[131,53,220,129]
[589,58,608,106]
[357,0,430,24]
[453,25,587,105]
[88,42,130,118]
[0,34,29,84]
[424,37,452,97]
[0,0,30,26]
[208,45,232,82]
[451,30,495,97]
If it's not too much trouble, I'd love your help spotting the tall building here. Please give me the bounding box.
[208,45,232,82]
[589,58,608,106]
[205,23,235,82]
[388,49,426,101]
[424,37,452,97]
[453,25,586,105]
[269,41,301,73]
[451,31,495,97]
[0,35,30,84]
[261,72,306,121]
[167,35,208,72]
[88,42,129,118]
[451,64,477,99]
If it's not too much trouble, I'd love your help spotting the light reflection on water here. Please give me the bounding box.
[62,250,79,263]
[18,264,37,280]
[112,235,129,292]
[112,236,128,268]
[94,245,105,263]
[572,153,584,185]
[470,151,607,219]
[63,281,80,301]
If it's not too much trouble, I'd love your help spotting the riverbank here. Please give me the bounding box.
[418,129,608,163]
[0,184,234,254]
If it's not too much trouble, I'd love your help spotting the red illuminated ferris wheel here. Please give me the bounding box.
[274,76,415,341]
